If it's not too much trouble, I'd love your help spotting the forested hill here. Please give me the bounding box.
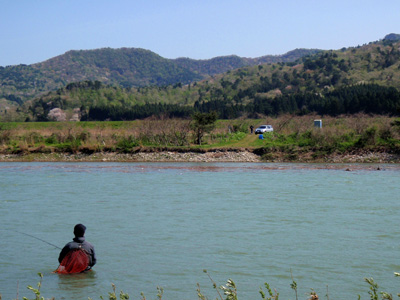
[174,49,321,76]
[18,34,400,122]
[0,47,319,104]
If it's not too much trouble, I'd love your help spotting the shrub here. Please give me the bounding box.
[355,126,377,148]
[116,136,139,152]
[25,132,44,145]
[77,131,91,142]
[0,129,11,144]
[232,123,248,133]
[45,134,61,145]
[56,140,81,153]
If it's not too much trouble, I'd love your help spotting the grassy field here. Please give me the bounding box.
[0,114,399,162]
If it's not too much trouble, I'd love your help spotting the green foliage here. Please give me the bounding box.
[22,273,50,300]
[391,119,400,132]
[259,282,279,300]
[24,132,44,144]
[203,269,224,300]
[23,80,400,121]
[116,136,139,152]
[290,269,298,300]
[355,126,378,148]
[44,133,60,145]
[98,283,129,300]
[210,131,247,146]
[191,111,218,145]
[232,123,250,133]
[219,279,238,300]
[365,277,380,300]
[156,286,163,300]
[55,140,81,153]
[0,127,12,144]
[12,269,400,300]
[196,283,207,300]
[229,131,246,141]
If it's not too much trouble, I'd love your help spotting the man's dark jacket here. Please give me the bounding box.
[58,237,96,268]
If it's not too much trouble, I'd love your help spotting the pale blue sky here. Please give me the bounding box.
[1,0,399,66]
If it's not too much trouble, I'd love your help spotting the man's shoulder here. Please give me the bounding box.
[63,240,78,248]
[64,241,75,247]
[82,240,95,249]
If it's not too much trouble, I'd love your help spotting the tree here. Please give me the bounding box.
[191,111,218,145]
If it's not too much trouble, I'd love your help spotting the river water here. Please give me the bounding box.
[0,162,400,300]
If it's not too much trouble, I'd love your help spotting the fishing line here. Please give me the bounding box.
[14,230,62,250]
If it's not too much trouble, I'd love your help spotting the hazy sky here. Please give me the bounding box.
[1,0,399,66]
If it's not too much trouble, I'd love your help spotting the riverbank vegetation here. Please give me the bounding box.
[0,114,399,162]
[11,270,400,300]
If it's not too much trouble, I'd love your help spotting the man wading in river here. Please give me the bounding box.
[55,224,96,273]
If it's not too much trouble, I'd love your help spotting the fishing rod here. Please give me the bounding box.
[14,230,62,250]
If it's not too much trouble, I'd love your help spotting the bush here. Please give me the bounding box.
[56,140,81,153]
[25,132,44,145]
[45,134,61,145]
[77,131,91,142]
[355,126,377,148]
[0,129,11,144]
[116,136,139,152]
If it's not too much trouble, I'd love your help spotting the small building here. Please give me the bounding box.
[314,119,322,128]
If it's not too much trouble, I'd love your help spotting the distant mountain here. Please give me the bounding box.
[4,34,400,122]
[22,36,400,122]
[384,33,400,41]
[0,47,320,104]
[174,48,320,76]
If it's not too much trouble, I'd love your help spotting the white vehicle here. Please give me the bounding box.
[255,125,273,134]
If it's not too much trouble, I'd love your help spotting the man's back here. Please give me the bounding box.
[56,224,96,273]
[58,236,96,267]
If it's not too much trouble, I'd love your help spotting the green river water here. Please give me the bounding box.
[0,162,399,300]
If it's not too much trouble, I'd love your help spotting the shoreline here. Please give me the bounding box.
[0,149,400,164]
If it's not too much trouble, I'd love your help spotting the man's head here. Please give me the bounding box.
[74,224,86,237]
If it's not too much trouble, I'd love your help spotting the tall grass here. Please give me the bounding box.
[0,114,399,157]
[11,271,400,300]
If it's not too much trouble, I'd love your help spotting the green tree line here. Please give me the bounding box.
[74,84,400,121]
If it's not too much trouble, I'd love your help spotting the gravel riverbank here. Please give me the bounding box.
[0,149,399,163]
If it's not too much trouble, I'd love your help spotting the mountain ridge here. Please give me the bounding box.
[18,36,400,122]
[2,33,400,121]
[0,47,320,104]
